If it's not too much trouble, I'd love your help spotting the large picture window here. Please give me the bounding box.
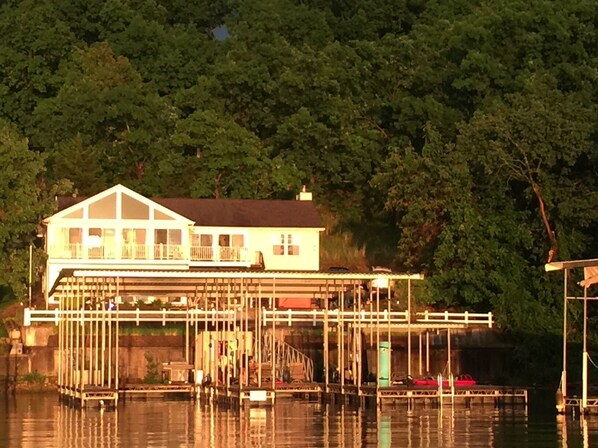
[273,234,300,256]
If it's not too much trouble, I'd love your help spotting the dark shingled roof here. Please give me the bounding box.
[56,196,324,229]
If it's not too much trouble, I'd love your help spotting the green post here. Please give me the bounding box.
[378,341,390,387]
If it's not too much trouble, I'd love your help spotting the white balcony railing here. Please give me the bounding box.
[48,244,253,264]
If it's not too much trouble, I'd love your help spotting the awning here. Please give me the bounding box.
[545,258,598,288]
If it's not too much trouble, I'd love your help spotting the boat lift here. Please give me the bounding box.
[546,258,598,414]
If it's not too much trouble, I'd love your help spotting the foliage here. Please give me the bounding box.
[172,109,298,198]
[119,324,184,336]
[0,120,70,303]
[22,370,47,384]
[0,0,596,377]
[320,232,368,271]
[143,352,162,384]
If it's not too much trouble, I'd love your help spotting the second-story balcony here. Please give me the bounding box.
[48,244,255,265]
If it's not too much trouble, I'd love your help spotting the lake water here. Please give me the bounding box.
[0,392,596,447]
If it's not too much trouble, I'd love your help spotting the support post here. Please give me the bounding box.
[582,285,588,413]
[447,328,452,378]
[407,279,412,376]
[562,269,568,398]
[28,243,33,308]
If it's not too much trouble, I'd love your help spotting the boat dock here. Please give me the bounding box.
[23,269,526,409]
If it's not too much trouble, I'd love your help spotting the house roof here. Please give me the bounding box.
[56,195,325,229]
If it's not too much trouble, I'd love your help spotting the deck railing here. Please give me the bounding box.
[48,244,252,263]
[24,308,493,328]
[261,309,494,328]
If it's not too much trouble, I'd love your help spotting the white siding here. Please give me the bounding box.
[248,228,320,271]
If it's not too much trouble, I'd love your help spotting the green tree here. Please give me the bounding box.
[457,81,596,263]
[30,43,174,193]
[172,110,299,198]
[372,125,472,272]
[0,120,69,302]
[0,1,79,127]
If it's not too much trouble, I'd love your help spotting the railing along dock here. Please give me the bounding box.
[25,308,493,328]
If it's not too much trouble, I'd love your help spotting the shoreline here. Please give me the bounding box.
[1,379,57,394]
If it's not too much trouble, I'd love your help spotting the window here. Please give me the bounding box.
[64,208,83,219]
[287,234,299,255]
[217,234,244,261]
[154,209,174,220]
[273,234,285,255]
[200,234,213,246]
[155,229,167,245]
[68,228,82,244]
[87,228,115,245]
[232,234,244,248]
[273,234,300,256]
[155,229,181,245]
[87,228,102,248]
[122,229,147,259]
[122,194,149,219]
[154,229,183,259]
[86,228,115,258]
[88,193,116,219]
[122,229,146,245]
[192,233,213,247]
[191,233,214,260]
[218,234,230,247]
[215,234,244,247]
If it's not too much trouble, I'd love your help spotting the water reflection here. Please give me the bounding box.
[1,394,598,447]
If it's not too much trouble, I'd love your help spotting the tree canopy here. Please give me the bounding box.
[0,0,596,345]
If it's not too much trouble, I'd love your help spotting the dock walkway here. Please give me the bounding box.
[58,382,527,410]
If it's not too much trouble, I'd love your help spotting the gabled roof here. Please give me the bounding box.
[53,187,324,229]
[48,184,193,224]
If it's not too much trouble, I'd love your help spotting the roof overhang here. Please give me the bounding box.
[545,258,598,272]
[69,269,424,281]
[48,269,424,300]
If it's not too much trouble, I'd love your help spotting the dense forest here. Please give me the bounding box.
[0,0,596,379]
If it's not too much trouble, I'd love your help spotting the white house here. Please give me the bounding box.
[42,184,325,305]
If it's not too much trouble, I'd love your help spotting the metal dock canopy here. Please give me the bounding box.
[49,268,425,300]
[545,257,598,415]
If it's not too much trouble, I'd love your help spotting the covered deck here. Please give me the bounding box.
[25,268,511,408]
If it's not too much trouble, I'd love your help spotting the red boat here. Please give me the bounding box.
[413,374,476,387]
[453,374,476,387]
